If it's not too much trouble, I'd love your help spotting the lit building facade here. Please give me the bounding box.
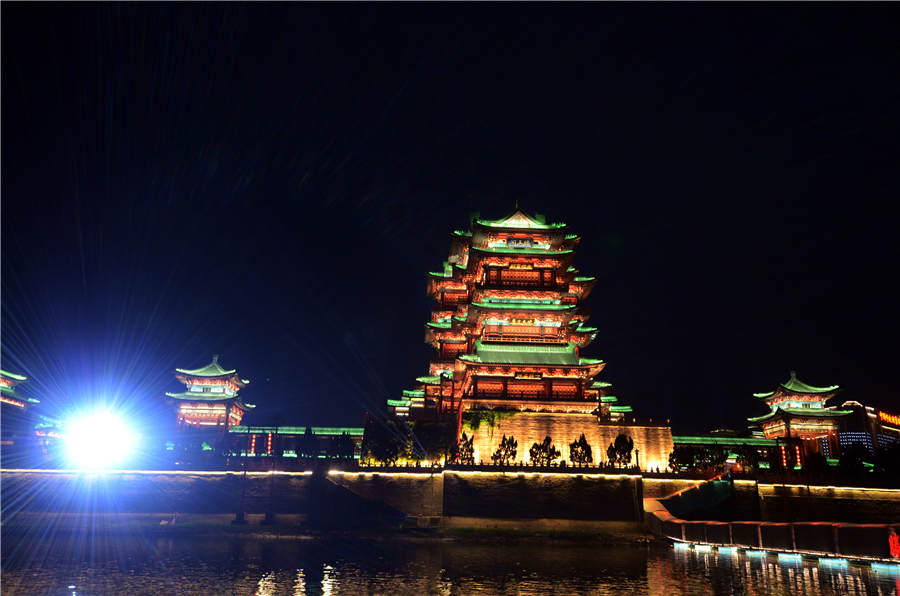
[165,355,254,431]
[388,210,672,469]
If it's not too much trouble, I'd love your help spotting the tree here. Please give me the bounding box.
[607,443,617,467]
[569,433,593,465]
[300,426,319,460]
[607,433,634,468]
[328,432,356,460]
[457,432,475,465]
[360,418,405,466]
[491,434,518,465]
[529,435,560,467]
[408,421,457,463]
[803,451,829,475]
[732,445,760,473]
[839,442,869,475]
[669,446,696,471]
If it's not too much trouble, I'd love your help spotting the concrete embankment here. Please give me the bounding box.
[3,469,898,547]
[644,478,900,561]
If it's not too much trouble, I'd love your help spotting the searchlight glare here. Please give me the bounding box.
[64,410,137,469]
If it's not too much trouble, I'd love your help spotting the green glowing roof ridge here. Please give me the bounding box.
[472,301,575,311]
[175,355,245,380]
[746,407,853,423]
[415,376,442,385]
[472,246,573,256]
[573,276,596,282]
[754,371,839,398]
[0,369,27,381]
[474,209,565,230]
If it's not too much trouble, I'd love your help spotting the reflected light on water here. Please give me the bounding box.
[1,536,897,595]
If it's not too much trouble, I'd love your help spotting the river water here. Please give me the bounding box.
[1,535,897,595]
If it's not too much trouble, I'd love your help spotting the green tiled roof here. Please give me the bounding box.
[575,326,597,333]
[416,376,442,385]
[747,407,853,423]
[426,321,452,329]
[228,426,363,435]
[600,395,618,403]
[475,209,565,230]
[472,301,575,311]
[753,371,838,398]
[473,246,573,256]
[453,230,473,237]
[673,436,779,447]
[573,276,596,282]
[461,341,581,365]
[402,389,425,398]
[165,391,254,407]
[387,398,412,407]
[175,355,247,382]
[610,405,633,413]
[592,381,613,388]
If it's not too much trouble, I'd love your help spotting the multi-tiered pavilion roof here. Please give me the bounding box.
[389,209,628,423]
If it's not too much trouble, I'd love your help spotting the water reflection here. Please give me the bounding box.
[1,535,897,595]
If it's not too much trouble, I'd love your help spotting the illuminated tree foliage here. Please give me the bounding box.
[528,435,560,466]
[568,433,593,465]
[457,432,475,465]
[491,434,518,465]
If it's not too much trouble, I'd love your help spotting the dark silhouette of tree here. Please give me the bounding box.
[360,418,404,466]
[328,432,355,460]
[804,451,828,475]
[667,445,726,472]
[491,434,518,465]
[874,442,900,479]
[408,421,457,463]
[607,433,633,467]
[457,432,475,465]
[568,433,593,465]
[839,443,869,475]
[300,426,319,460]
[732,445,759,472]
[529,435,560,466]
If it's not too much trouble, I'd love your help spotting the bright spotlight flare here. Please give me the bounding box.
[64,410,138,470]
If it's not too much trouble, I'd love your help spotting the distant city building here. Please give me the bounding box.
[165,355,254,431]
[386,209,672,469]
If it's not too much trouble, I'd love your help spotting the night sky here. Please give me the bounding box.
[3,4,898,437]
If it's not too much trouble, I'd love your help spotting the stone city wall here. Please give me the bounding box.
[466,411,673,471]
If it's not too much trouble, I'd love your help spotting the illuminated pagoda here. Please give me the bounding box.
[747,371,850,456]
[748,371,900,459]
[388,209,672,469]
[165,355,254,431]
